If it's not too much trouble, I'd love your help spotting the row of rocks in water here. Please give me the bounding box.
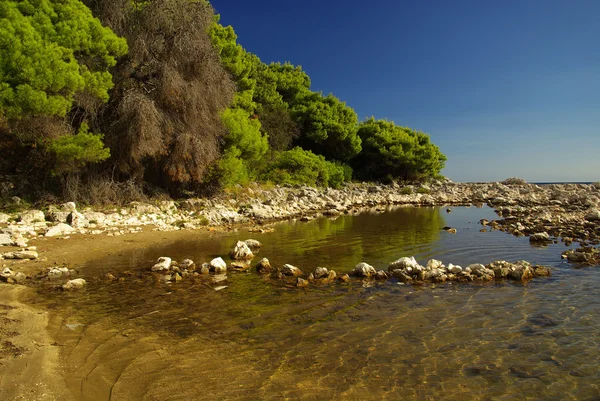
[143,239,551,289]
[1,181,600,266]
[1,264,86,290]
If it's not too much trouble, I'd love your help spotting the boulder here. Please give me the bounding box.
[229,241,254,261]
[46,223,76,237]
[426,259,445,270]
[0,233,12,246]
[255,258,273,274]
[209,257,228,274]
[388,256,421,272]
[447,263,463,274]
[351,262,376,278]
[244,239,262,252]
[529,232,550,242]
[61,202,77,212]
[585,209,600,222]
[312,267,329,279]
[151,257,172,272]
[230,261,252,271]
[508,262,534,281]
[486,260,513,278]
[67,211,88,228]
[281,264,303,277]
[296,277,309,288]
[3,250,38,260]
[179,259,196,271]
[19,210,45,224]
[62,278,86,290]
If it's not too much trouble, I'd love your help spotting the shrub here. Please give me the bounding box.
[260,147,350,188]
[47,123,110,174]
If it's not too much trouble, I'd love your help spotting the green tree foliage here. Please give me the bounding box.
[292,92,361,162]
[352,118,446,181]
[47,123,110,174]
[0,0,127,119]
[209,19,257,112]
[261,147,350,188]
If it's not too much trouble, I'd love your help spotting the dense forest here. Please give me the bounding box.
[0,0,446,204]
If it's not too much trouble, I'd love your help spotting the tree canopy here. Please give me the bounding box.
[0,0,127,119]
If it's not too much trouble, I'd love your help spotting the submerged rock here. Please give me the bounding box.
[529,232,551,243]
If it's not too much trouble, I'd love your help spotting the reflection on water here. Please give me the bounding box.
[29,206,600,400]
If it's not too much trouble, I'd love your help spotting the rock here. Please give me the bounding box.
[508,261,534,281]
[375,270,389,280]
[447,263,463,274]
[13,272,26,284]
[0,267,13,281]
[47,267,72,279]
[62,278,86,290]
[151,257,172,272]
[3,250,38,260]
[281,264,303,276]
[585,209,600,222]
[427,259,445,270]
[229,241,254,261]
[199,263,210,274]
[19,210,45,224]
[313,267,329,279]
[486,261,513,278]
[529,232,550,242]
[255,258,273,274]
[0,213,10,224]
[66,211,88,228]
[388,256,420,272]
[467,263,494,280]
[209,257,228,274]
[391,270,413,283]
[61,202,77,212]
[445,227,457,234]
[337,274,350,283]
[533,265,551,277]
[46,223,76,237]
[0,233,12,246]
[243,239,262,252]
[351,262,376,278]
[105,273,116,281]
[296,277,309,288]
[230,261,252,271]
[179,259,196,271]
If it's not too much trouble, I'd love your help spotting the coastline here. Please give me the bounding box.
[0,180,599,400]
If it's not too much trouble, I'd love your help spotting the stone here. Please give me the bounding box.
[281,264,303,276]
[229,241,254,261]
[375,270,389,280]
[447,263,463,274]
[296,277,309,288]
[199,264,210,274]
[47,267,72,279]
[445,227,457,234]
[388,256,420,272]
[61,202,77,212]
[3,250,38,260]
[255,258,273,274]
[529,232,550,242]
[179,259,196,271]
[62,278,87,290]
[19,210,45,224]
[486,261,512,278]
[337,274,350,283]
[151,257,172,272]
[244,239,262,252]
[584,209,600,222]
[351,262,376,278]
[0,213,10,224]
[209,257,228,274]
[0,233,12,246]
[230,261,252,271]
[426,259,445,270]
[533,265,551,277]
[508,262,534,281]
[67,211,88,228]
[467,263,494,280]
[46,223,76,237]
[313,267,329,279]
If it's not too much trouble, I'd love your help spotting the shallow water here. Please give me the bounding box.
[30,206,600,400]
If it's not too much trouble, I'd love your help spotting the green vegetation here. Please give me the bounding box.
[0,0,447,203]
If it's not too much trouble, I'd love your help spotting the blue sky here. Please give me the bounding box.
[211,0,600,182]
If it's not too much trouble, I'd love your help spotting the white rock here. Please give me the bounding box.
[179,259,196,270]
[244,239,262,252]
[46,223,76,237]
[19,210,45,224]
[447,263,463,274]
[62,278,86,290]
[0,213,10,224]
[67,211,87,228]
[351,262,376,277]
[281,264,303,276]
[151,257,172,272]
[313,267,329,279]
[3,250,38,260]
[529,232,550,242]
[48,267,72,279]
[426,259,445,270]
[388,256,420,272]
[0,233,12,246]
[229,241,254,260]
[61,202,77,212]
[209,257,228,274]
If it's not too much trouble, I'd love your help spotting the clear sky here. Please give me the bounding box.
[211,0,600,182]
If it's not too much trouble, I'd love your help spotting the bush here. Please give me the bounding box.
[47,123,110,174]
[260,147,350,188]
[400,187,413,195]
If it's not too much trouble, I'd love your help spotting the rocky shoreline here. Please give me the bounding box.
[1,180,600,287]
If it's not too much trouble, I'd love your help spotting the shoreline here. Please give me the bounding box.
[0,180,599,400]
